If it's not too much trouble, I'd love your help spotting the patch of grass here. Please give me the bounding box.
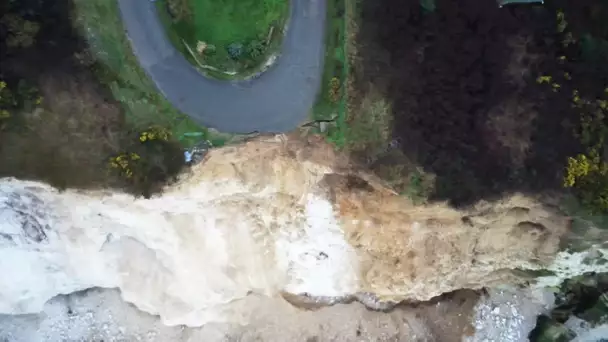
[312,0,348,146]
[157,0,288,77]
[71,0,226,148]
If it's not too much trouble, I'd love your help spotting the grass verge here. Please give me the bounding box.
[156,0,288,78]
[71,0,230,148]
[311,0,348,147]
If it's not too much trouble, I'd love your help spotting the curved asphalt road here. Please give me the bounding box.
[118,0,326,134]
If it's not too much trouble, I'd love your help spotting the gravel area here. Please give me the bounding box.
[0,286,564,342]
[465,287,556,342]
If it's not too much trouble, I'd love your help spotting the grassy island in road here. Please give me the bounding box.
[158,0,289,78]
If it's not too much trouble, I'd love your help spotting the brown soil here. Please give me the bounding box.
[355,0,608,206]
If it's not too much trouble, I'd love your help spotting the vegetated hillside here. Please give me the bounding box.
[356,0,608,207]
[0,0,185,197]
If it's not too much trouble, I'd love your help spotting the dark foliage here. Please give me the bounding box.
[357,0,607,206]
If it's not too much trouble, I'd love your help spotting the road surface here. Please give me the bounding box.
[118,0,327,134]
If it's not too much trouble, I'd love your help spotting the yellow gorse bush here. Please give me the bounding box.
[563,150,608,213]
[139,126,171,142]
[536,75,552,84]
[329,77,341,103]
[548,9,608,213]
[108,152,141,179]
[109,126,173,181]
[564,153,596,187]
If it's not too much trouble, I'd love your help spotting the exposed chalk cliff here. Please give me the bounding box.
[0,133,605,328]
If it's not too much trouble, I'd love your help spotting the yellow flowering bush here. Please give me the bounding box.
[550,7,608,213]
[564,150,608,213]
[564,154,593,187]
[536,75,552,84]
[108,152,141,179]
[564,89,608,213]
[139,126,171,142]
[329,77,341,103]
[108,125,185,198]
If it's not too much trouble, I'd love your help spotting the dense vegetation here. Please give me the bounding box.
[0,0,192,197]
[530,272,608,341]
[349,0,608,210]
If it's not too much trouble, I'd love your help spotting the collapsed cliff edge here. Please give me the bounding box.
[1,133,607,338]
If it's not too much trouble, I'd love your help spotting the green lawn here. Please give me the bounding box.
[71,0,230,148]
[158,0,289,77]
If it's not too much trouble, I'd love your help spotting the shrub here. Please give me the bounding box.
[0,14,40,48]
[109,125,185,197]
[564,151,608,214]
[246,40,265,59]
[227,43,244,60]
[139,125,171,142]
[536,75,552,84]
[564,94,608,213]
[0,79,42,130]
[108,152,141,179]
[329,77,341,103]
[204,44,217,56]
